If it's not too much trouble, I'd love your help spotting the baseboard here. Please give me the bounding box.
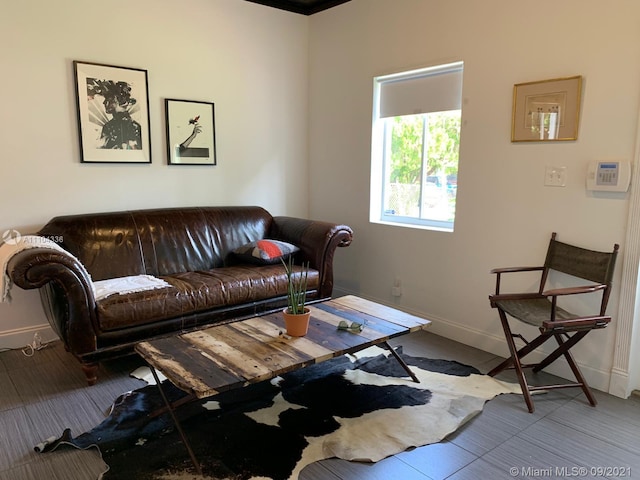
[0,324,59,350]
[609,368,632,398]
[332,287,616,396]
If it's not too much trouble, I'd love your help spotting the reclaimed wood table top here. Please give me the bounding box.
[135,295,431,399]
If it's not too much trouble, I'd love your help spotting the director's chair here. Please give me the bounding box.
[488,232,619,413]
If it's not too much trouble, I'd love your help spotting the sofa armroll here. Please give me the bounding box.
[270,217,353,299]
[7,248,97,356]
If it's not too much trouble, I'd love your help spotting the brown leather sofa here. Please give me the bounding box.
[7,206,353,384]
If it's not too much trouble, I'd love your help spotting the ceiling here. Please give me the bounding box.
[246,0,351,15]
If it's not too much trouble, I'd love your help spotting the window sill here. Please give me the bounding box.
[370,217,454,233]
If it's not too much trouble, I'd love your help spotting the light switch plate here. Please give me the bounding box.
[544,165,566,187]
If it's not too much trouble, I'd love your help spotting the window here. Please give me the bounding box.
[370,62,463,231]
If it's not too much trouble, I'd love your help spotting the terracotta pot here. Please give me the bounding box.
[283,307,311,337]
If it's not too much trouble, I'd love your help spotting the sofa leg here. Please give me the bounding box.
[81,363,99,386]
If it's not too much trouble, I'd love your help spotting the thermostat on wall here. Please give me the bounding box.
[586,161,631,192]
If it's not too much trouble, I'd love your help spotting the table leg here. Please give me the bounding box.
[382,341,420,383]
[147,393,198,419]
[149,366,203,476]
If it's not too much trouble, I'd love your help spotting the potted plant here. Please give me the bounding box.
[282,257,311,336]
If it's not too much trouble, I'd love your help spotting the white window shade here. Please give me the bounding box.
[379,65,463,118]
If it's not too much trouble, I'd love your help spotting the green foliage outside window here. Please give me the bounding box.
[389,112,460,184]
[385,111,460,222]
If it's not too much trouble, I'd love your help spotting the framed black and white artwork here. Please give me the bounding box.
[73,60,152,163]
[165,99,217,166]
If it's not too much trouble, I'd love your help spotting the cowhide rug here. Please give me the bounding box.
[35,346,519,480]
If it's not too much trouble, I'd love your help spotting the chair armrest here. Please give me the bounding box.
[270,216,353,298]
[542,316,611,332]
[542,284,607,297]
[8,248,94,296]
[542,284,608,322]
[490,266,544,295]
[490,266,544,274]
[7,248,97,355]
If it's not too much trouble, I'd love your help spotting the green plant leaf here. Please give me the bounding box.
[282,257,309,315]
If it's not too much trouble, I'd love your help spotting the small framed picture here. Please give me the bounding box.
[165,99,217,165]
[73,61,151,163]
[511,75,582,142]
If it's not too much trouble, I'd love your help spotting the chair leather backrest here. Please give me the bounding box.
[39,211,146,281]
[38,206,273,281]
[544,238,618,286]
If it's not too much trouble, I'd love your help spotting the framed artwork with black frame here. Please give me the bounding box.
[73,61,151,163]
[165,99,217,165]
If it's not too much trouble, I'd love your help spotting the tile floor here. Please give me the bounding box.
[1,330,639,480]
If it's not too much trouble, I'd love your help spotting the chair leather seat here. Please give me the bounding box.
[494,297,578,328]
[96,265,319,331]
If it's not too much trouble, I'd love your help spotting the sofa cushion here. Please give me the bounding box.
[95,264,319,331]
[233,239,299,265]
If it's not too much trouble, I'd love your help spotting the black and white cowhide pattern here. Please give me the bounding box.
[36,346,519,480]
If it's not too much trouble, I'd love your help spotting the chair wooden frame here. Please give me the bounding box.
[488,233,619,413]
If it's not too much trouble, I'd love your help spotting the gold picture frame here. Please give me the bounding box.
[511,75,582,142]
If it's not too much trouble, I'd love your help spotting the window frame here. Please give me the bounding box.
[370,62,464,233]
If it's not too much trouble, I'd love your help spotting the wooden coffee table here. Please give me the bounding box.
[135,295,431,473]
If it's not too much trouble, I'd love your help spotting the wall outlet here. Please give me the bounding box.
[32,331,42,350]
[392,277,402,297]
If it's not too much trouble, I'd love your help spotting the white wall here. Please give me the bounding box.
[0,0,309,347]
[308,0,640,394]
[3,0,640,395]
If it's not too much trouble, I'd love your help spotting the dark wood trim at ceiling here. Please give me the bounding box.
[246,0,351,15]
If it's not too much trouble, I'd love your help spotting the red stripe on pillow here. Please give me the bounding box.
[256,240,283,259]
